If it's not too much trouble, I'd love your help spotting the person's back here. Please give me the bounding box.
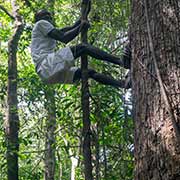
[31,19,56,71]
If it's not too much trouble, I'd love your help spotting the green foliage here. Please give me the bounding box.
[0,0,133,179]
[0,114,6,180]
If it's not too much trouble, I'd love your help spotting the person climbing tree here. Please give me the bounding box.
[31,9,131,88]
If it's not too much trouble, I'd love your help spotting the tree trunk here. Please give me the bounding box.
[81,0,93,180]
[102,125,108,179]
[130,0,180,179]
[44,88,56,180]
[44,2,56,180]
[95,128,100,180]
[5,1,23,180]
[57,152,62,180]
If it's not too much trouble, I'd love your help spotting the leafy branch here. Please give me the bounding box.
[0,5,15,20]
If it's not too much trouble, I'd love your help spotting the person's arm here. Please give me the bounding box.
[48,21,89,44]
[60,19,81,32]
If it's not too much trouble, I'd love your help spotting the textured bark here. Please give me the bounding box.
[130,0,180,179]
[44,88,56,180]
[81,0,93,180]
[5,1,23,180]
[44,2,56,180]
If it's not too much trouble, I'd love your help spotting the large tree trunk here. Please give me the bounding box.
[130,0,180,179]
[5,1,23,179]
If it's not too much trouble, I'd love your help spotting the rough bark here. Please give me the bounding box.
[130,0,180,179]
[44,88,56,180]
[5,1,23,180]
[81,0,93,180]
[44,2,56,180]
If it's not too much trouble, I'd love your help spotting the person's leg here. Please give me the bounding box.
[70,43,131,69]
[73,68,82,83]
[73,68,131,88]
[88,69,130,88]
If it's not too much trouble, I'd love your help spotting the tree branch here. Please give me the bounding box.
[0,5,15,20]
